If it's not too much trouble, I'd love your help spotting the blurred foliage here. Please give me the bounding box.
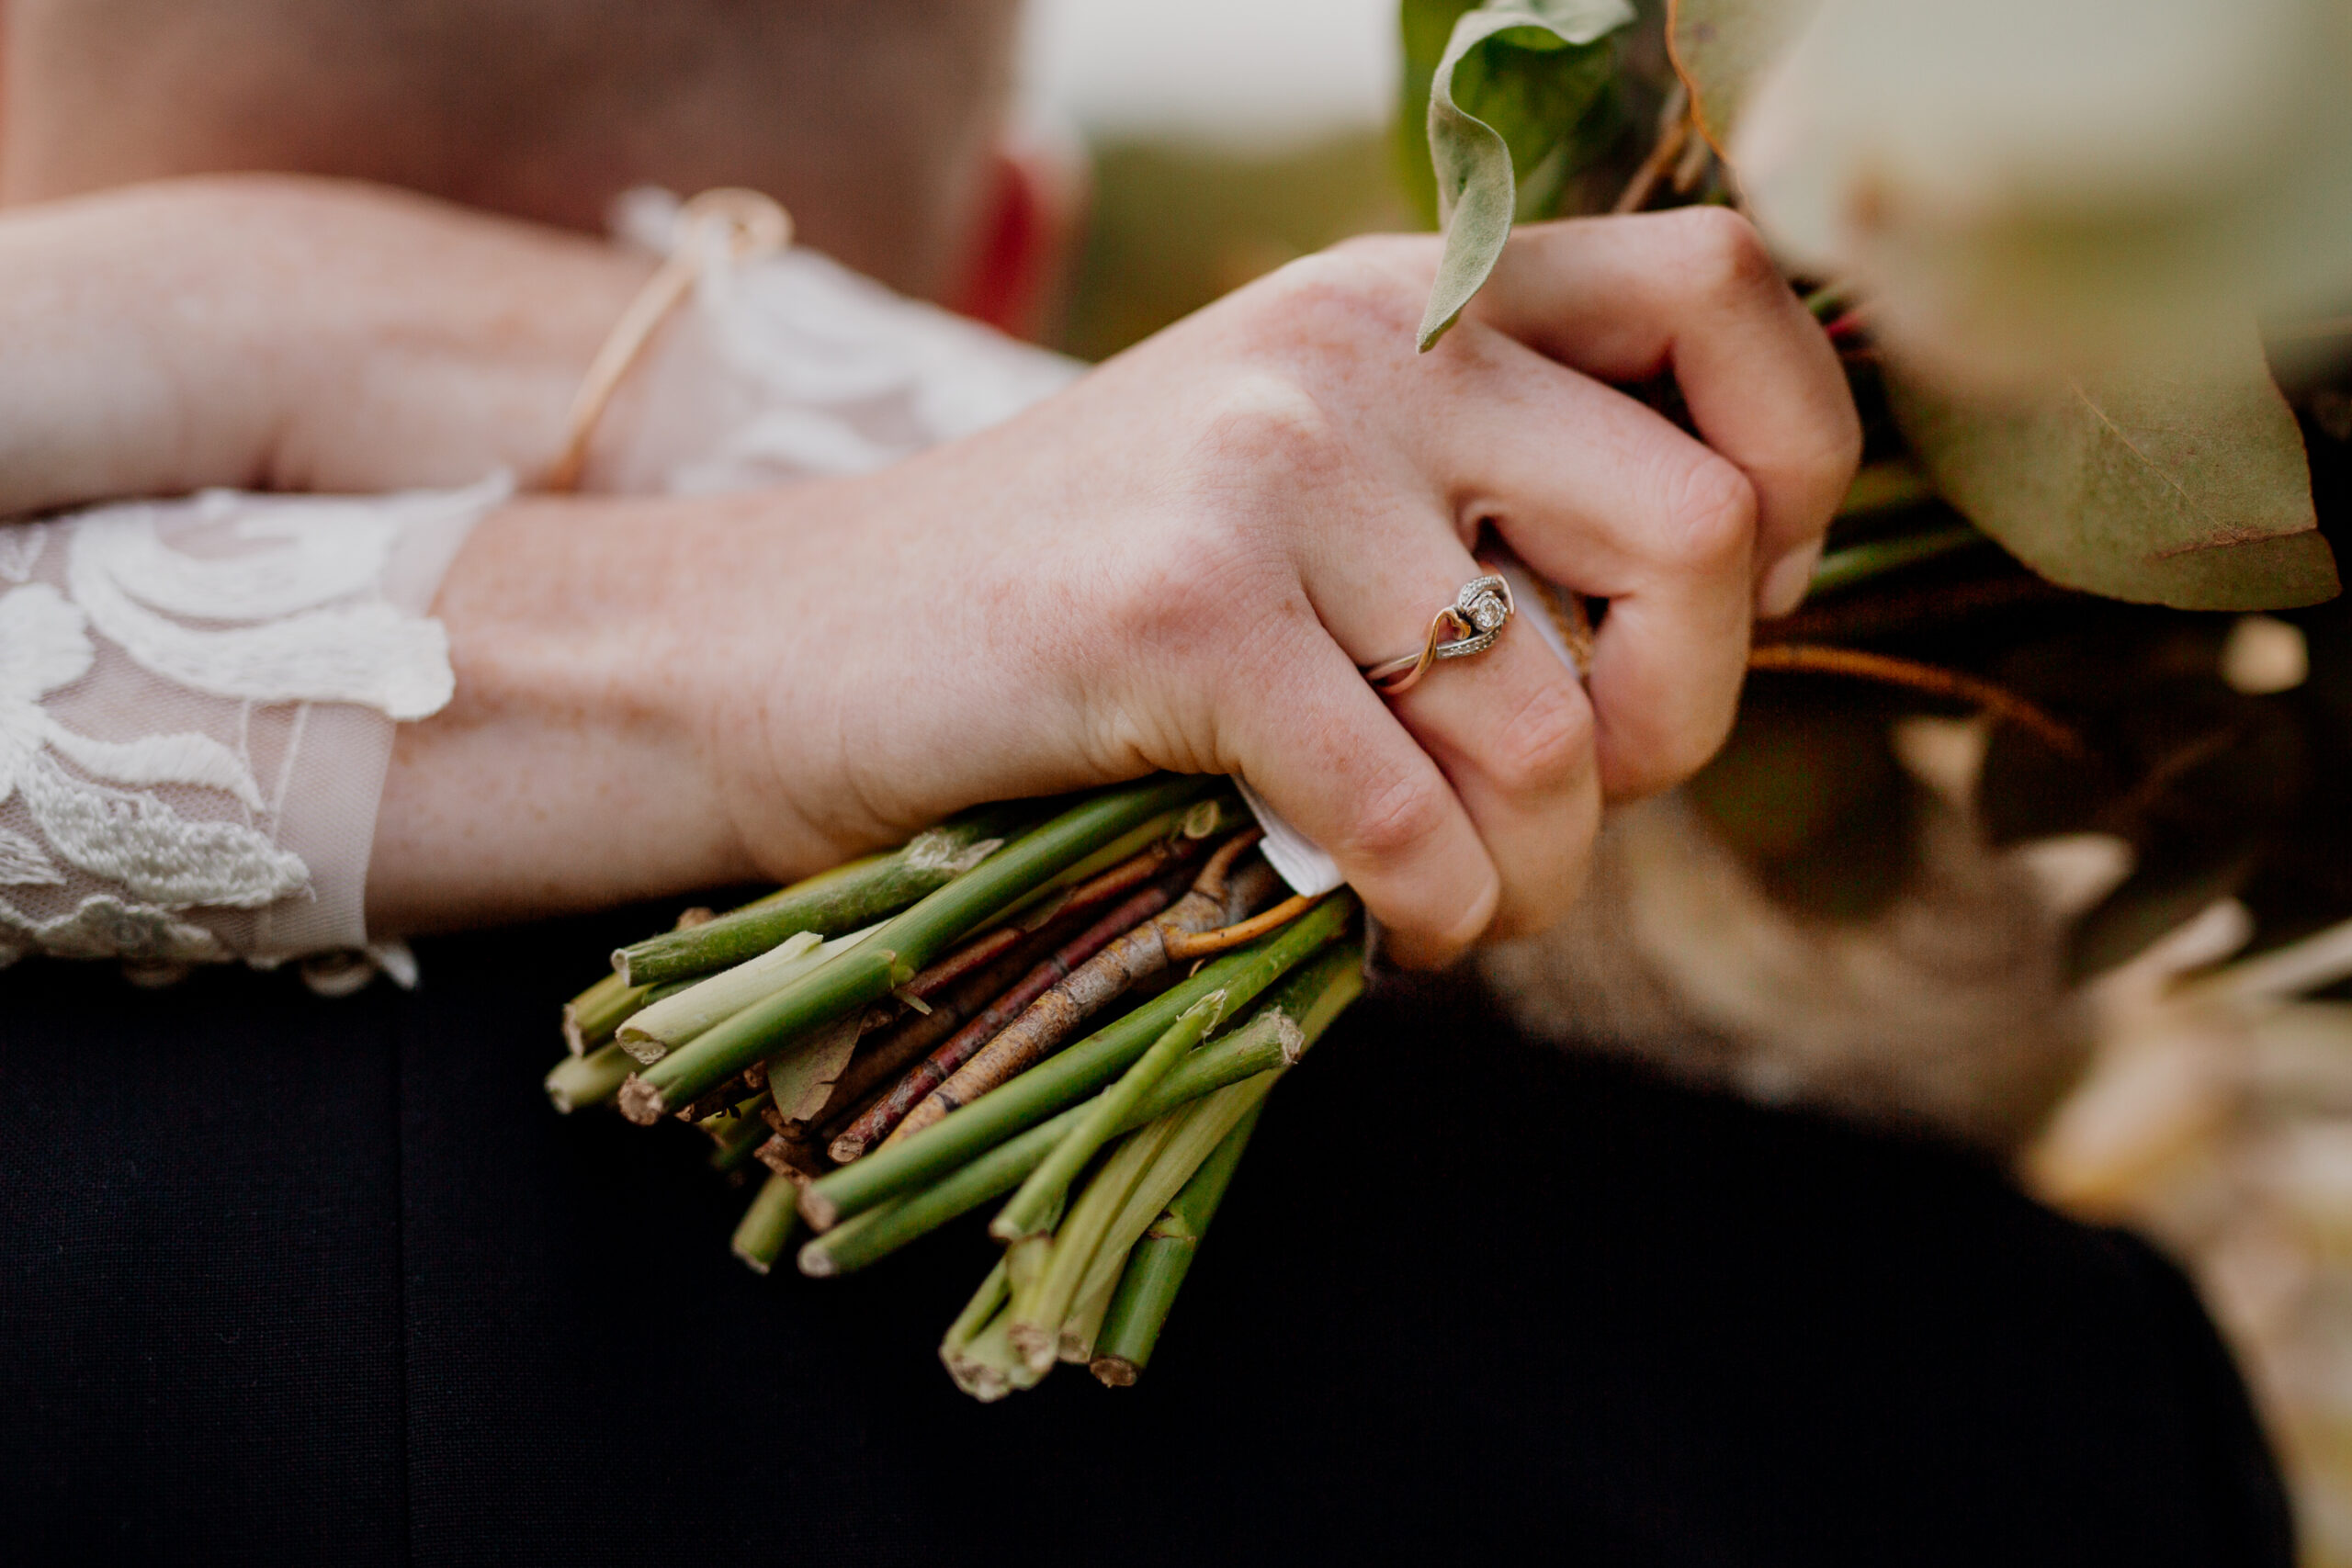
[1050,132,1409,364]
[1685,685,1917,921]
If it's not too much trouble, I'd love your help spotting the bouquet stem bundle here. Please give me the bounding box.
[546,775,1366,1399]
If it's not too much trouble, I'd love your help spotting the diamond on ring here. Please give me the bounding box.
[1361,573,1516,696]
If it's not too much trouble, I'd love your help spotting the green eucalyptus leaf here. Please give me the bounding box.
[1397,0,1484,227]
[1417,0,1636,350]
[1887,329,2341,612]
[1667,0,1823,158]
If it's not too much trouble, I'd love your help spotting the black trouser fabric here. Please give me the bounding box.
[1,908,2295,1566]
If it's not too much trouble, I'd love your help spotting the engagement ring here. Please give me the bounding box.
[1361,574,1514,696]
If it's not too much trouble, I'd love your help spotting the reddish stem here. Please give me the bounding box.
[828,879,1183,1160]
[1746,643,2090,760]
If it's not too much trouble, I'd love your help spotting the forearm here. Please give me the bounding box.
[0,175,644,515]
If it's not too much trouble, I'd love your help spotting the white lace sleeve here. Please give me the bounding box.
[0,478,502,981]
[589,188,1085,495]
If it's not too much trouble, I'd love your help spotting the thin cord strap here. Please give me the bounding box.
[542,188,792,493]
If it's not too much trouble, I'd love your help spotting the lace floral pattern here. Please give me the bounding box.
[0,480,500,971]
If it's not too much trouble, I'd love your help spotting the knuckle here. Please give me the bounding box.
[1244,249,1418,349]
[1660,205,1778,299]
[1340,764,1453,869]
[1654,450,1758,573]
[1484,678,1593,798]
[1184,371,1349,492]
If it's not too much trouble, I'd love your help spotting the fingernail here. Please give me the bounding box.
[1758,540,1825,618]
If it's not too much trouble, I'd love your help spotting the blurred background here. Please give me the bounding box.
[1021,0,1407,360]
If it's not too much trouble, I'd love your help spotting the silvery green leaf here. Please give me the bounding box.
[1888,326,2339,612]
[1398,0,1485,227]
[1418,0,1637,350]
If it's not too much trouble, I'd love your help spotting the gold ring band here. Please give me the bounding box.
[1361,574,1515,696]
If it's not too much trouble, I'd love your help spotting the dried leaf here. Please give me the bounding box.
[763,1010,866,1126]
[1417,0,1636,350]
[1666,0,1822,157]
[1888,329,2339,612]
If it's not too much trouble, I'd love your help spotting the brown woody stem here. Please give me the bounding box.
[1161,893,1320,962]
[833,878,1181,1160]
[620,776,1217,1123]
[879,839,1277,1148]
[1612,81,1690,215]
[1746,643,2090,760]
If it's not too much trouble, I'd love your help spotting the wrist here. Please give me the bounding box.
[368,494,760,932]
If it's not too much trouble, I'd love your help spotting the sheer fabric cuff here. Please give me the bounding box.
[0,478,504,976]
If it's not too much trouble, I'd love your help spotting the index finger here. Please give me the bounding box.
[1466,208,1861,615]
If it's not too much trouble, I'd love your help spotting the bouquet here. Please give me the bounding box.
[543,0,2352,1410]
[547,776,1363,1398]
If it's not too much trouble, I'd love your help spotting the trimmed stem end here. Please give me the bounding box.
[617,1077,666,1125]
[797,1187,842,1232]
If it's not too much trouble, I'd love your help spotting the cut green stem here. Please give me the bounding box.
[1092,1096,1271,1386]
[707,1090,775,1173]
[615,805,1037,987]
[1008,1120,1182,1370]
[992,992,1227,1242]
[882,836,1277,1147]
[941,1258,1015,1400]
[797,943,1361,1276]
[620,776,1219,1124]
[545,1042,637,1112]
[974,795,1235,937]
[797,894,1353,1229]
[730,1170,804,1274]
[832,876,1185,1159]
[564,971,649,1055]
[1068,1075,1281,1325]
[616,929,839,1063]
[946,1308,1046,1403]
